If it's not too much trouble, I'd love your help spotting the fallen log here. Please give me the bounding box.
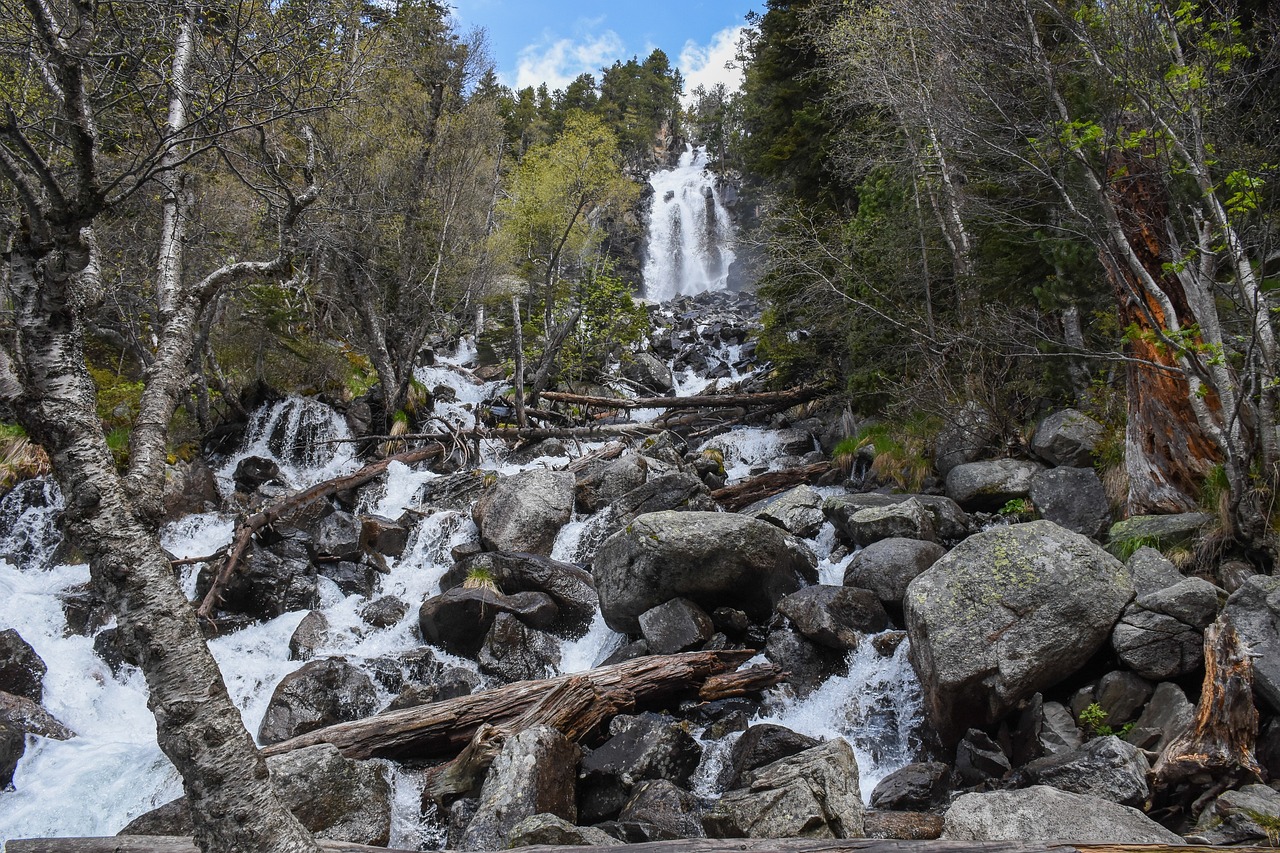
[1152,619,1263,818]
[261,649,755,761]
[542,386,820,411]
[196,443,444,620]
[711,462,834,512]
[698,663,785,700]
[12,838,1275,853]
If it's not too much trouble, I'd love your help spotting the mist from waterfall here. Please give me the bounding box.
[642,145,736,301]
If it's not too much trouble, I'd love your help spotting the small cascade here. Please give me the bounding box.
[224,396,357,490]
[643,146,737,301]
[0,477,65,571]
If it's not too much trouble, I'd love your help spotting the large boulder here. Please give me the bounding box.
[941,786,1182,843]
[905,521,1134,743]
[461,726,579,851]
[703,739,865,839]
[472,469,574,555]
[745,485,826,539]
[477,612,562,682]
[0,690,75,741]
[944,459,1044,513]
[869,762,953,811]
[592,511,817,633]
[507,814,621,847]
[195,543,317,621]
[1029,467,1110,539]
[825,494,971,543]
[832,498,936,546]
[1192,784,1280,845]
[1223,575,1280,712]
[1107,512,1212,558]
[725,724,820,790]
[441,551,597,635]
[579,713,703,823]
[1112,577,1222,680]
[419,586,558,657]
[776,585,889,650]
[1013,735,1151,806]
[577,454,648,515]
[0,721,21,788]
[618,779,706,840]
[257,657,378,745]
[1126,681,1194,753]
[121,743,391,845]
[624,351,676,395]
[0,630,46,703]
[1031,409,1105,467]
[843,538,947,606]
[610,473,716,526]
[638,598,714,655]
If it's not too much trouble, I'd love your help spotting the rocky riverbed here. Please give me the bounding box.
[2,291,1278,849]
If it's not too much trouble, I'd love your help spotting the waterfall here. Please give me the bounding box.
[642,145,737,301]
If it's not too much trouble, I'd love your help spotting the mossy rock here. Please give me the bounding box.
[1106,512,1212,559]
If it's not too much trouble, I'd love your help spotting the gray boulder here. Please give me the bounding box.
[905,520,1134,743]
[359,515,409,557]
[843,538,947,605]
[1014,736,1150,806]
[945,459,1044,513]
[1107,512,1212,558]
[0,721,21,788]
[360,595,407,629]
[461,726,579,851]
[1127,547,1185,596]
[624,351,676,395]
[257,657,378,745]
[942,786,1182,842]
[577,454,648,515]
[703,739,864,839]
[592,511,817,633]
[195,544,317,621]
[745,484,826,538]
[726,724,820,790]
[472,469,574,555]
[418,586,558,657]
[955,729,1011,784]
[1224,574,1280,712]
[579,713,703,824]
[869,762,953,811]
[442,551,598,635]
[1112,577,1222,680]
[0,630,46,703]
[639,598,714,654]
[288,610,329,661]
[1192,784,1280,845]
[1031,409,1104,467]
[935,401,997,476]
[777,585,889,650]
[825,494,971,542]
[507,814,621,847]
[477,612,562,682]
[1029,467,1110,539]
[611,472,716,526]
[0,690,75,741]
[618,779,706,840]
[121,743,391,845]
[833,498,935,545]
[1127,681,1194,753]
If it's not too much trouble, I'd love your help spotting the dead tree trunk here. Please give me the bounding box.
[1152,620,1262,818]
[261,650,761,761]
[711,463,833,512]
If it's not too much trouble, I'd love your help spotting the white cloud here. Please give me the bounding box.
[514,30,625,92]
[679,25,746,104]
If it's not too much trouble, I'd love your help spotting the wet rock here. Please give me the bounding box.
[870,762,953,811]
[418,586,558,657]
[0,630,46,703]
[317,558,379,598]
[765,628,848,697]
[257,656,378,745]
[195,544,317,621]
[611,472,716,526]
[1192,784,1280,845]
[360,515,409,557]
[941,786,1182,842]
[233,455,281,492]
[618,779,706,839]
[472,469,574,556]
[1030,409,1104,468]
[704,739,864,839]
[577,454,648,515]
[944,459,1044,513]
[121,743,390,845]
[1016,735,1150,806]
[1029,467,1110,539]
[59,582,111,637]
[507,814,621,847]
[461,726,579,851]
[478,612,562,683]
[935,402,997,476]
[955,728,1010,784]
[1224,575,1280,712]
[388,650,480,710]
[579,713,703,823]
[442,551,598,635]
[745,484,826,539]
[726,724,820,790]
[825,494,971,543]
[777,585,888,650]
[360,595,407,628]
[162,458,221,520]
[639,598,714,654]
[863,811,945,840]
[592,511,817,633]
[624,351,676,395]
[1,721,22,789]
[1107,512,1212,558]
[311,510,364,561]
[905,520,1134,744]
[843,538,947,606]
[0,690,75,741]
[834,498,936,546]
[288,610,329,661]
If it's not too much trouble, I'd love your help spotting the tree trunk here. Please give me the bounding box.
[6,241,319,853]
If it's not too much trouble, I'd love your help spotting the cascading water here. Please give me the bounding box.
[642,145,737,301]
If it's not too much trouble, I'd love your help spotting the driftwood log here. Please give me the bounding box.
[1151,619,1263,817]
[711,462,834,511]
[195,443,444,620]
[12,838,1277,853]
[260,650,769,761]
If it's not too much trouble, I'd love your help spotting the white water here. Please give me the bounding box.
[642,146,737,301]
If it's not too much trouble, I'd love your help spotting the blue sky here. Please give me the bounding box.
[447,1,752,100]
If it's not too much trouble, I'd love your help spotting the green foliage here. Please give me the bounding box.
[1113,534,1162,562]
[833,419,936,492]
[999,498,1034,517]
[560,266,651,385]
[1077,702,1135,739]
[462,566,499,593]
